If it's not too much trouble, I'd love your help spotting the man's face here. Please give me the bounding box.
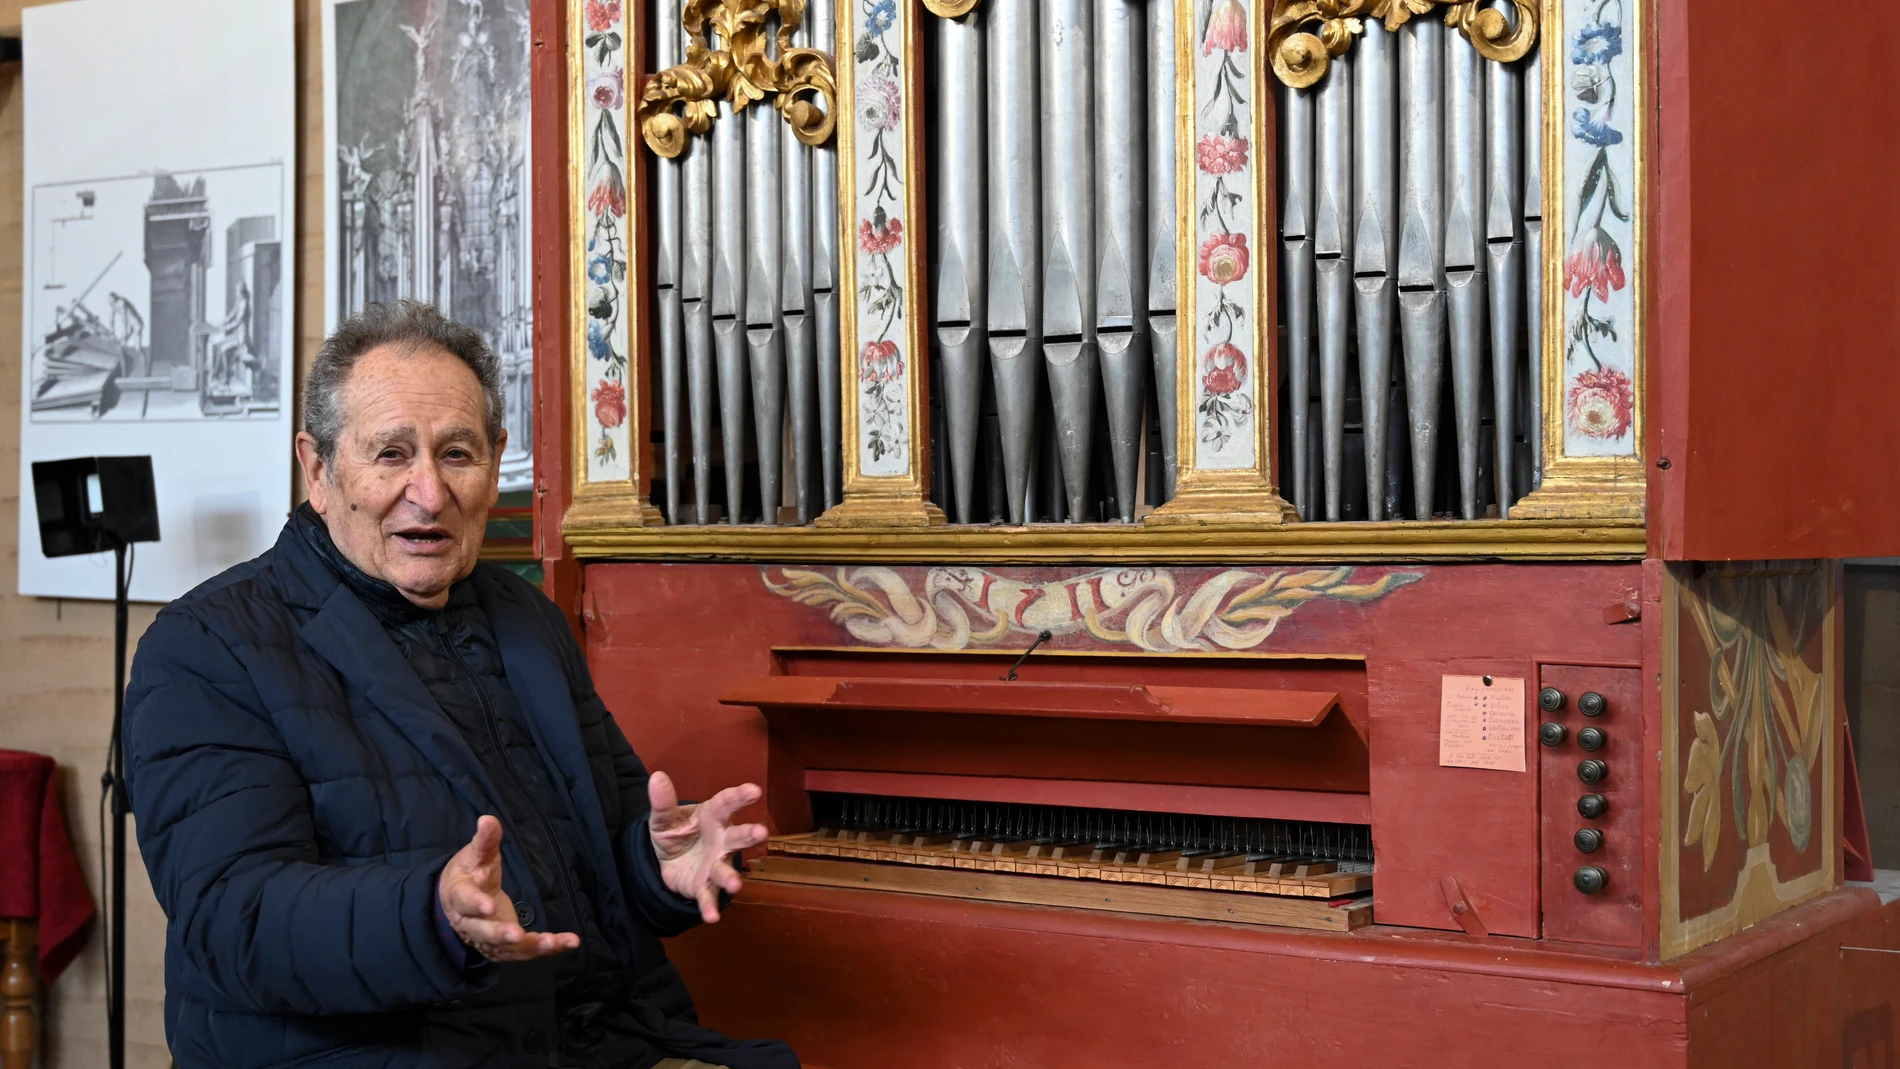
[296,342,505,609]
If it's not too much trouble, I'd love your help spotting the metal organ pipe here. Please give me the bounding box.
[678,28,717,524]
[1313,52,1353,522]
[746,101,785,524]
[1094,0,1147,523]
[1522,30,1544,493]
[1039,0,1097,522]
[783,16,819,523]
[1444,23,1487,520]
[1397,17,1445,520]
[1146,0,1178,501]
[810,0,843,510]
[1484,0,1524,516]
[1280,82,1315,519]
[1352,19,1397,521]
[710,81,750,523]
[985,0,1042,524]
[655,0,684,523]
[933,11,987,524]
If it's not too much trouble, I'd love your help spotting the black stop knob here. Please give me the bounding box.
[1577,793,1609,819]
[1574,866,1609,894]
[1579,691,1607,717]
[1577,726,1607,752]
[1539,722,1568,746]
[1574,828,1603,853]
[1578,759,1608,785]
[1538,687,1566,713]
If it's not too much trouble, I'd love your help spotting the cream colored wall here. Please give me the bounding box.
[0,0,326,1064]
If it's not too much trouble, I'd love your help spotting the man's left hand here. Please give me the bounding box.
[647,771,768,923]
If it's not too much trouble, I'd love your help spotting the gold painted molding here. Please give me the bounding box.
[1267,0,1538,89]
[921,0,980,16]
[637,0,837,159]
[561,516,1645,562]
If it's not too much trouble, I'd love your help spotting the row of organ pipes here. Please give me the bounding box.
[647,0,1543,525]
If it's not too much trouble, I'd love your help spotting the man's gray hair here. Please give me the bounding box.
[303,300,505,466]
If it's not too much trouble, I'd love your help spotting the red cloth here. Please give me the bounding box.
[0,749,97,984]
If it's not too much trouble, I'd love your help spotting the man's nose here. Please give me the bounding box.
[406,457,449,513]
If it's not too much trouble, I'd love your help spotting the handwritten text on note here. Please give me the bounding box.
[1438,675,1526,772]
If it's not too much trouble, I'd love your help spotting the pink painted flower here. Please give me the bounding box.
[592,379,627,429]
[857,215,904,256]
[590,67,624,111]
[1203,0,1249,54]
[860,339,904,384]
[1564,226,1627,303]
[585,0,621,33]
[1198,232,1250,286]
[587,166,627,218]
[857,76,902,132]
[1196,134,1249,176]
[1566,367,1634,439]
[1202,343,1248,396]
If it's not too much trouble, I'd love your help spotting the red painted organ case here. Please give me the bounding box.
[529,0,1900,1062]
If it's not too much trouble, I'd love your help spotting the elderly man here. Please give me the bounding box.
[125,302,795,1069]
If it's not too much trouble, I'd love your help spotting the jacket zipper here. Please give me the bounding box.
[435,615,593,976]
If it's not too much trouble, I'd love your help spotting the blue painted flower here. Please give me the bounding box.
[865,0,895,36]
[1570,22,1622,66]
[587,255,614,285]
[1572,108,1623,148]
[587,319,614,361]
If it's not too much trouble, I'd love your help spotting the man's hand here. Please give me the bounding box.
[438,816,581,962]
[647,772,768,924]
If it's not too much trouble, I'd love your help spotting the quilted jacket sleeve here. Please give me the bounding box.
[125,606,492,1017]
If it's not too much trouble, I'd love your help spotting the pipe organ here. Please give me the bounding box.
[546,0,1900,1061]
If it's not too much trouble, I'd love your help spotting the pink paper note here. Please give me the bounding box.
[1438,675,1526,772]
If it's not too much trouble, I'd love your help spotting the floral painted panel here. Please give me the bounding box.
[580,0,632,480]
[764,564,1421,652]
[851,0,910,477]
[1663,561,1836,960]
[1191,0,1258,470]
[1560,0,1636,456]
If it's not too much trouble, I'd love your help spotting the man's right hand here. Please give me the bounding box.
[439,816,581,962]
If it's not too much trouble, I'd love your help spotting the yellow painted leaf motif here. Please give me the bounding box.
[1682,710,1722,872]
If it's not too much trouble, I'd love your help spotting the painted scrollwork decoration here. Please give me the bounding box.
[638,0,838,159]
[1267,0,1538,89]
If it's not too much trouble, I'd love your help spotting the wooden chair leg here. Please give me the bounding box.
[0,919,37,1069]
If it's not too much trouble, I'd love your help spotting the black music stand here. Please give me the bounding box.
[30,456,158,1069]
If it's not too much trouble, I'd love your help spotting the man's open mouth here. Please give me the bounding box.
[393,527,451,548]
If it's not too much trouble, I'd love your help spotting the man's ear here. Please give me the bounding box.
[296,432,332,514]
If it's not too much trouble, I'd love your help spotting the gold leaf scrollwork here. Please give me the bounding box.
[1268,0,1537,90]
[922,0,981,17]
[637,0,837,159]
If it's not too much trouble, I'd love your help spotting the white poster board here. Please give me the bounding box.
[16,0,297,602]
[322,0,535,493]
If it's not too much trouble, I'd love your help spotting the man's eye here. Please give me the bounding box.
[379,449,403,461]
[445,449,472,462]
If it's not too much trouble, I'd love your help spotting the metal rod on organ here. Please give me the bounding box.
[1280,83,1315,519]
[934,11,986,524]
[1146,0,1177,501]
[1093,0,1145,522]
[783,15,818,523]
[1352,20,1396,520]
[1484,0,1523,516]
[681,90,716,524]
[985,0,1042,524]
[655,0,684,523]
[1039,0,1096,522]
[1397,17,1445,520]
[1522,34,1543,493]
[1444,25,1486,520]
[710,87,750,522]
[746,102,786,524]
[809,0,843,509]
[1314,52,1353,521]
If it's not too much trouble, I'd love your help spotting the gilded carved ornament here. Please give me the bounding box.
[637,0,837,159]
[1268,0,1538,89]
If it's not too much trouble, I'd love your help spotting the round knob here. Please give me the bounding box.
[1538,687,1566,713]
[1574,865,1609,895]
[1574,828,1603,853]
[1539,722,1568,747]
[1577,759,1608,785]
[1577,793,1610,819]
[1579,691,1607,717]
[1577,726,1607,752]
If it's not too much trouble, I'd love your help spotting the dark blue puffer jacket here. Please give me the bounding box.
[124,514,794,1069]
